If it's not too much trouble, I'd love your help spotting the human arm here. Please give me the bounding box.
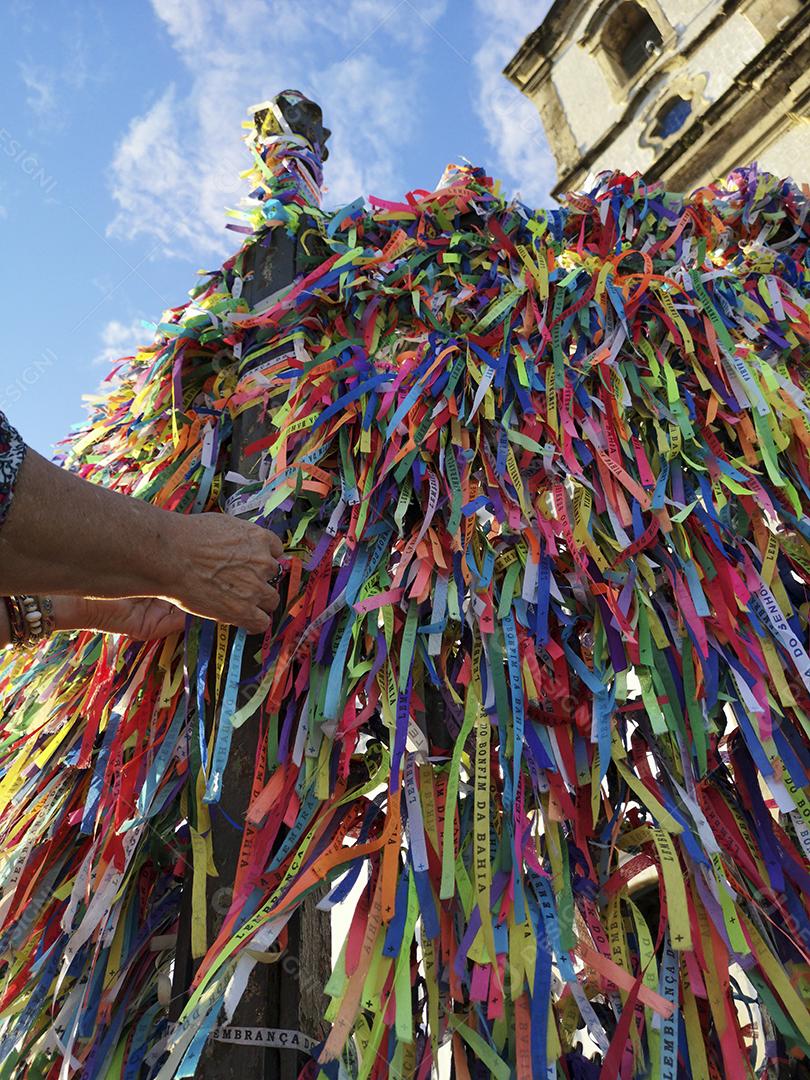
[0,446,283,634]
[0,595,187,648]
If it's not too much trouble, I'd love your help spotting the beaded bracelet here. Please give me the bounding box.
[3,595,54,649]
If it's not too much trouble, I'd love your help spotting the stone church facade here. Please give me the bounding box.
[504,0,810,197]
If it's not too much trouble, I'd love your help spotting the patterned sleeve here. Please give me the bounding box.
[0,412,27,529]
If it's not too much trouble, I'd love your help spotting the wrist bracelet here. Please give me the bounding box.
[3,596,25,646]
[3,595,55,650]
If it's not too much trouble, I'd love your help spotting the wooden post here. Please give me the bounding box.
[172,93,332,1079]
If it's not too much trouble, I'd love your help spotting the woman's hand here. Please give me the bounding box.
[1,596,187,648]
[161,513,283,634]
[74,597,187,640]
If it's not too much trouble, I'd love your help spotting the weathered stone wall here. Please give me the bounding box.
[506,0,809,195]
[760,125,810,183]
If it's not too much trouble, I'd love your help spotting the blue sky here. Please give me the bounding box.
[0,0,556,455]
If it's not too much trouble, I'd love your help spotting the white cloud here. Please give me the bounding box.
[107,0,448,258]
[18,19,95,123]
[18,63,57,117]
[315,54,416,207]
[92,318,149,367]
[471,0,557,205]
[107,86,228,255]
